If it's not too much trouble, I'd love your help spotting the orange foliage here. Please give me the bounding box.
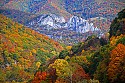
[55,78,68,83]
[2,39,15,53]
[66,46,72,51]
[32,71,47,83]
[0,14,64,82]
[40,48,47,52]
[108,44,125,82]
[72,65,90,83]
[9,46,15,53]
[31,30,36,35]
[3,41,8,49]
[54,42,63,51]
[81,50,85,54]
[19,70,31,80]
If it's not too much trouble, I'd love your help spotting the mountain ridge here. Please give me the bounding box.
[0,0,124,45]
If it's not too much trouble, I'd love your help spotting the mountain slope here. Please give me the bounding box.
[34,9,124,83]
[0,14,63,82]
[2,0,71,20]
[64,0,125,32]
[109,9,125,38]
[0,0,10,7]
[47,0,71,20]
[2,0,47,13]
[0,8,37,24]
[2,0,124,23]
[64,0,125,20]
[1,1,124,45]
[3,0,125,21]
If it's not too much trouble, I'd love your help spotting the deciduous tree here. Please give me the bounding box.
[108,44,125,83]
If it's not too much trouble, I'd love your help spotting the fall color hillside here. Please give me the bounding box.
[0,14,63,82]
[0,8,125,83]
[32,9,125,83]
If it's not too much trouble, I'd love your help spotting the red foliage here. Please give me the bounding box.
[32,71,47,83]
[47,67,57,83]
[72,65,90,83]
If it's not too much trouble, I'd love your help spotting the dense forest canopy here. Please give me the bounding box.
[0,6,125,83]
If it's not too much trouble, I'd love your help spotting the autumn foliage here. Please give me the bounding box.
[108,44,125,83]
[47,67,57,83]
[0,8,125,83]
[0,14,63,82]
[72,64,90,83]
[32,71,47,83]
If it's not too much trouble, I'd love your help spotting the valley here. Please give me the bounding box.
[0,0,125,83]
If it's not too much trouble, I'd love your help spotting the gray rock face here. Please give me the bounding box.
[26,14,102,45]
[27,14,100,33]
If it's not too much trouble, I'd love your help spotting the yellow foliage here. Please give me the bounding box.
[81,50,85,54]
[46,57,50,61]
[29,52,33,56]
[32,49,36,54]
[110,34,124,46]
[36,62,41,69]
[64,56,70,61]
[71,56,89,65]
[0,14,64,82]
[49,59,71,78]
[51,51,57,55]
[66,46,72,51]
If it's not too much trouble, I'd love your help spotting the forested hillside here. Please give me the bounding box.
[0,8,125,83]
[0,14,63,82]
[0,8,37,24]
[31,9,125,83]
